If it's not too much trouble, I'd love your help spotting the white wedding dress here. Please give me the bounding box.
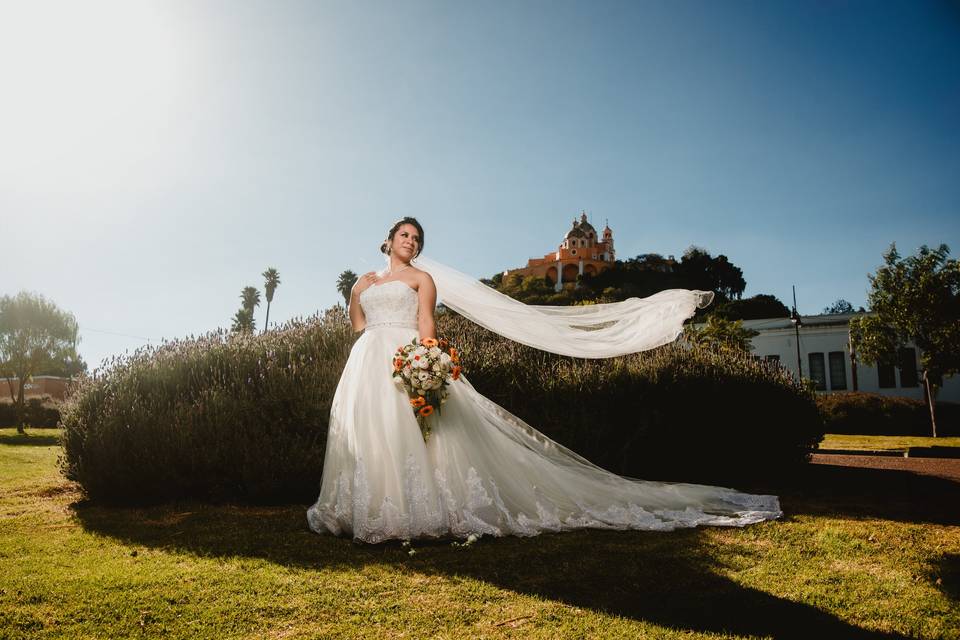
[306,279,781,543]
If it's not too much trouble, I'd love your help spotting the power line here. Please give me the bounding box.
[78,326,156,341]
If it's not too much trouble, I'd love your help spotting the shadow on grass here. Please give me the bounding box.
[0,430,61,447]
[932,553,960,601]
[68,463,944,638]
[772,462,960,526]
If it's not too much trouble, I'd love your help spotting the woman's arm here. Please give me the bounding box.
[417,272,438,340]
[349,271,376,333]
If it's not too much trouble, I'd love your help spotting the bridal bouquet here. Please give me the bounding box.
[392,337,462,441]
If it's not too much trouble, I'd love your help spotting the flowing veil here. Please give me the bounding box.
[410,255,714,359]
[405,256,779,528]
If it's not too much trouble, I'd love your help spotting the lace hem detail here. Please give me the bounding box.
[306,455,782,544]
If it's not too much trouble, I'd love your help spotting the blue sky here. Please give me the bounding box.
[2,0,958,372]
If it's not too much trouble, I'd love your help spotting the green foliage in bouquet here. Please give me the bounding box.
[391,336,461,441]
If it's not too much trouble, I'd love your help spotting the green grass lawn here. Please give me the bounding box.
[821,434,960,451]
[2,426,958,639]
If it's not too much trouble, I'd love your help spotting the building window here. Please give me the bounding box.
[808,352,826,390]
[899,347,919,387]
[828,351,847,390]
[878,362,896,388]
[571,249,577,255]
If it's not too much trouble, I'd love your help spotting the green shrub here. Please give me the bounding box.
[0,396,62,427]
[817,391,959,436]
[58,307,355,505]
[59,307,823,506]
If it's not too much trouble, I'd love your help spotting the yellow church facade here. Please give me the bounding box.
[504,212,616,291]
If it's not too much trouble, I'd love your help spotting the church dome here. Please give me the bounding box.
[577,212,596,235]
[565,226,587,239]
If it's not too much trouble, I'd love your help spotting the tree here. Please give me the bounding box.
[823,298,855,314]
[715,294,791,321]
[336,270,358,306]
[261,267,281,334]
[230,308,255,333]
[849,243,960,437]
[684,314,759,353]
[0,292,80,434]
[231,286,261,333]
[677,247,746,302]
[39,351,88,378]
[711,254,747,301]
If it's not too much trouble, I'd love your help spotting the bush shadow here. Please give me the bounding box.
[0,430,61,447]
[931,552,959,601]
[771,462,960,526]
[72,498,905,639]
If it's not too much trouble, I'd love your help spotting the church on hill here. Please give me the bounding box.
[503,212,616,291]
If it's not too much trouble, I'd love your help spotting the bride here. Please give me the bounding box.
[307,217,781,543]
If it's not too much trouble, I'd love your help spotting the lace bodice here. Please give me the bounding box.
[359,281,419,329]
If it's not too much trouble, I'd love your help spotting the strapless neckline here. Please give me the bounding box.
[361,280,418,297]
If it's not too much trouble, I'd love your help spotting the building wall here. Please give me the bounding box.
[743,315,959,403]
[0,376,73,402]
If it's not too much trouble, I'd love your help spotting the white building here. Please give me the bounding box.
[737,312,960,403]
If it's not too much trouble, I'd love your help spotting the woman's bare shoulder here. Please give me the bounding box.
[411,268,435,286]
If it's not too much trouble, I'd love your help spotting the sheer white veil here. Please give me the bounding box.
[409,254,714,359]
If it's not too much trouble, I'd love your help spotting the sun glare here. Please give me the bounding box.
[0,1,185,194]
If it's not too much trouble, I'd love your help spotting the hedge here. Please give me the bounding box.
[58,307,823,505]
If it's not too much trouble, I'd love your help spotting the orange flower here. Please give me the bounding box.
[422,337,438,348]
[410,396,426,407]
[451,365,461,380]
[438,338,449,349]
[449,347,457,358]
[418,405,434,417]
[393,358,404,370]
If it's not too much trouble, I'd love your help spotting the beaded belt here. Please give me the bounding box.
[365,321,418,331]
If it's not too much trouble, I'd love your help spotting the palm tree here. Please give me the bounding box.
[337,270,358,306]
[231,307,255,333]
[236,286,261,333]
[261,267,281,333]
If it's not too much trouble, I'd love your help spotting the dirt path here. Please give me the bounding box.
[810,453,960,483]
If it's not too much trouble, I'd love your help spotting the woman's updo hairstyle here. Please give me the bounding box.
[380,216,425,259]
